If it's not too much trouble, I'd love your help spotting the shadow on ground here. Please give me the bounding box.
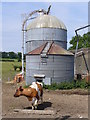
[60,115,71,120]
[24,101,52,110]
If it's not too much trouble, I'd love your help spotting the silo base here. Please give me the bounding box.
[26,76,74,85]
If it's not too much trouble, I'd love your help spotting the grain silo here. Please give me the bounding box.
[25,8,74,85]
[25,14,67,53]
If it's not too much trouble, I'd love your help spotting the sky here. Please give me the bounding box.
[1,2,88,52]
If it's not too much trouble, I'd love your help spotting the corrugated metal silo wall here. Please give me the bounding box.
[26,55,74,85]
[26,28,67,53]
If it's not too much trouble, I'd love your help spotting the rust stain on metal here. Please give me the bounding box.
[28,42,47,55]
[48,43,73,55]
[28,42,73,55]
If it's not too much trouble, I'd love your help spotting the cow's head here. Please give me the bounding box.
[14,86,23,97]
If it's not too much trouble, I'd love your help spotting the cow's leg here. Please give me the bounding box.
[32,104,34,110]
[34,98,38,110]
[31,97,36,110]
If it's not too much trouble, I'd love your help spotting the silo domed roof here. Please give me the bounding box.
[27,15,67,30]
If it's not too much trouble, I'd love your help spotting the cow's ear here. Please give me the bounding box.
[19,86,23,91]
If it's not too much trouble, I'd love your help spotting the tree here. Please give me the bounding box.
[9,52,18,59]
[69,32,90,50]
[17,52,22,62]
[2,52,9,58]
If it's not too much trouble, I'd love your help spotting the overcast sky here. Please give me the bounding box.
[1,2,88,52]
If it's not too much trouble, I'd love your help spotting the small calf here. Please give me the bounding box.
[14,82,43,110]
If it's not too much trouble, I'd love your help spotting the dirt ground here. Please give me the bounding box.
[1,81,89,119]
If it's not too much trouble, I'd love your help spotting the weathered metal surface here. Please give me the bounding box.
[27,42,73,56]
[26,76,35,85]
[26,41,46,53]
[27,15,67,30]
[26,55,74,85]
[26,40,67,53]
[75,49,90,75]
[43,78,51,85]
[26,28,67,41]
[26,69,54,77]
[28,43,47,55]
[52,77,73,83]
[47,43,73,55]
[25,28,67,53]
[70,48,90,75]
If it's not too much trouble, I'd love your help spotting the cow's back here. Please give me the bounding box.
[26,87,38,101]
[30,82,43,98]
[36,82,43,97]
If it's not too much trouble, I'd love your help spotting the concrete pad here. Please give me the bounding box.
[14,109,56,115]
[6,80,14,84]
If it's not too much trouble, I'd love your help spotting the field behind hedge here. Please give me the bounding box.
[1,60,23,81]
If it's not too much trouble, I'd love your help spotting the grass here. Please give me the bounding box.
[1,61,26,81]
[1,59,90,90]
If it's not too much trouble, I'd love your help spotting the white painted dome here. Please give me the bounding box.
[27,15,67,30]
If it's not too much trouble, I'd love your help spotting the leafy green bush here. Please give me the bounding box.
[75,80,88,89]
[13,65,17,71]
[57,82,75,89]
[13,65,25,71]
[43,80,89,90]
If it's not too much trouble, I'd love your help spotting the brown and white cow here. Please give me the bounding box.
[14,82,43,110]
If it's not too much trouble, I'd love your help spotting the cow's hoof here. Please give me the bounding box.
[32,106,35,110]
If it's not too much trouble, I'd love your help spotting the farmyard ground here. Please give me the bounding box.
[2,82,88,119]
